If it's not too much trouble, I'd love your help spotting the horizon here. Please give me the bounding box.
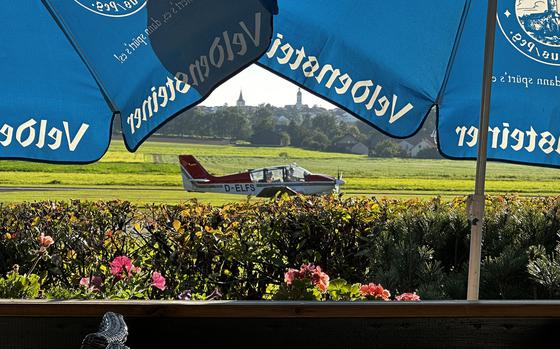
[200,64,337,109]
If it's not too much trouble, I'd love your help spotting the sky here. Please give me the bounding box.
[199,64,336,109]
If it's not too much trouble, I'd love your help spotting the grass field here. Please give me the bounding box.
[1,139,560,205]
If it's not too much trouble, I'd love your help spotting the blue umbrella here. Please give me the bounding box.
[0,0,277,163]
[259,0,558,299]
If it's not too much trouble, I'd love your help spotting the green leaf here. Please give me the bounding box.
[328,278,348,291]
[172,220,182,232]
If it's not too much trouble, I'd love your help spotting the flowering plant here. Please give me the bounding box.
[24,232,55,277]
[269,264,421,302]
[267,263,330,300]
[284,264,330,292]
[79,276,103,292]
[359,283,391,301]
[151,272,166,291]
[73,255,167,300]
[109,256,141,281]
[394,292,421,301]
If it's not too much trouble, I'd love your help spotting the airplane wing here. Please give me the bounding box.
[256,186,298,198]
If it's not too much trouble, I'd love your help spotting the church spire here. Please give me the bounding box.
[236,90,246,107]
[296,88,303,109]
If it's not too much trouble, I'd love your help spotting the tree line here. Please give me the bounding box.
[113,104,439,158]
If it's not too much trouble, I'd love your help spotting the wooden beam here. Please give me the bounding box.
[2,300,560,318]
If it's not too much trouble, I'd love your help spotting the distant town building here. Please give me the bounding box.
[398,140,414,153]
[200,106,218,113]
[331,108,358,124]
[411,139,436,157]
[275,115,290,126]
[296,88,303,109]
[236,90,246,107]
[334,134,369,155]
[340,112,357,124]
[350,143,369,155]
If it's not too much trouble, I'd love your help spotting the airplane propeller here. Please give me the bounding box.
[335,168,345,193]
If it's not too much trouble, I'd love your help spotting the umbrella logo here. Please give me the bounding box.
[498,0,560,65]
[148,0,274,95]
[74,0,147,18]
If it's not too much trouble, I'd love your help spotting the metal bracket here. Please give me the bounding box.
[466,194,482,226]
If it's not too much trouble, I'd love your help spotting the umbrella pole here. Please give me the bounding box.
[467,0,498,301]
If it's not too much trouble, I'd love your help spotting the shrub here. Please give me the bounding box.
[1,195,560,300]
[0,267,41,299]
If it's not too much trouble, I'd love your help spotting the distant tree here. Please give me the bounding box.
[287,119,309,147]
[251,106,277,144]
[251,130,283,145]
[344,124,364,139]
[302,130,330,151]
[371,140,408,158]
[311,113,339,139]
[189,108,213,137]
[354,123,385,147]
[212,107,252,140]
[279,132,291,146]
[253,104,275,121]
[415,147,442,159]
[146,105,376,148]
[157,109,198,136]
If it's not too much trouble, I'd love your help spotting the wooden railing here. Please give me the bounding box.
[2,301,560,348]
[2,300,560,318]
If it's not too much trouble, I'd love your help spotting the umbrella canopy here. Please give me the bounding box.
[439,0,560,168]
[260,0,560,168]
[0,0,277,163]
[258,0,470,139]
[259,0,560,299]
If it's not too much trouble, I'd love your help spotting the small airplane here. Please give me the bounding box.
[179,155,345,197]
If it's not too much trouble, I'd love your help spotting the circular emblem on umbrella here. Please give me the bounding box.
[498,0,560,66]
[74,0,146,17]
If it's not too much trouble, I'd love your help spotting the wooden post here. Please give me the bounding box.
[467,0,498,301]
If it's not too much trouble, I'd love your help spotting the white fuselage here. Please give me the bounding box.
[181,172,336,196]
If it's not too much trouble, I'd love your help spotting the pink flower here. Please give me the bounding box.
[395,292,421,301]
[299,263,317,275]
[311,266,330,293]
[284,268,298,285]
[360,283,391,301]
[284,264,330,293]
[151,271,166,291]
[381,289,391,300]
[39,233,54,248]
[109,256,138,280]
[80,276,103,291]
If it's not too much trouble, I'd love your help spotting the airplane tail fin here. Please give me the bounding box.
[179,155,214,191]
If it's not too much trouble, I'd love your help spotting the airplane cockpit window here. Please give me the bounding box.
[269,169,283,183]
[250,170,264,182]
[251,168,284,183]
[285,165,308,182]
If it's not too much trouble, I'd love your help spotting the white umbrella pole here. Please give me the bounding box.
[467,0,498,301]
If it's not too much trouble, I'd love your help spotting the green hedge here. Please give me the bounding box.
[1,195,560,300]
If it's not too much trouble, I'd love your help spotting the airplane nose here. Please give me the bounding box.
[336,179,345,186]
